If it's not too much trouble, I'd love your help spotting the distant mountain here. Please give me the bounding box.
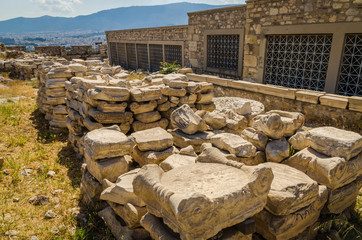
[0,2,234,33]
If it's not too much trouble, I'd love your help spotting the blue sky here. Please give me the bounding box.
[0,0,244,21]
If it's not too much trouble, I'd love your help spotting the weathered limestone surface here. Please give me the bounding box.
[84,152,132,183]
[284,148,362,190]
[170,129,215,153]
[170,104,208,135]
[88,108,133,124]
[211,133,257,158]
[132,146,179,166]
[261,162,319,216]
[265,138,290,163]
[203,111,227,130]
[160,154,196,172]
[223,151,265,166]
[130,100,158,114]
[241,127,268,151]
[130,87,162,102]
[254,185,328,240]
[141,213,179,240]
[288,130,310,151]
[131,127,173,152]
[133,147,273,240]
[134,111,162,123]
[80,169,102,205]
[83,126,134,160]
[308,127,362,160]
[108,201,147,228]
[252,111,304,139]
[87,86,130,102]
[100,169,146,207]
[323,180,360,214]
[132,119,169,132]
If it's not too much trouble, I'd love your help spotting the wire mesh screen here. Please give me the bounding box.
[165,45,182,65]
[336,34,362,96]
[137,44,149,70]
[109,42,118,66]
[264,34,332,91]
[126,43,137,70]
[116,43,127,67]
[149,44,163,72]
[207,35,239,71]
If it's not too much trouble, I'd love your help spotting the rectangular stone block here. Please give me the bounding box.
[320,94,348,109]
[348,96,362,112]
[131,127,173,152]
[228,80,263,93]
[186,73,207,82]
[295,90,325,104]
[258,85,296,99]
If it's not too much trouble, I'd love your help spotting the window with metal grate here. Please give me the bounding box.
[263,34,332,91]
[207,34,239,71]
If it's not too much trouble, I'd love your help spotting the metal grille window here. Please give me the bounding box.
[264,34,332,91]
[116,43,127,67]
[126,43,137,70]
[165,45,182,64]
[207,35,239,71]
[137,44,149,70]
[109,42,118,66]
[149,44,163,72]
[336,34,362,96]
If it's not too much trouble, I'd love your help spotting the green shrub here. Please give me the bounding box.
[160,61,181,74]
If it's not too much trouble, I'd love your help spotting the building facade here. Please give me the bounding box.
[106,0,362,96]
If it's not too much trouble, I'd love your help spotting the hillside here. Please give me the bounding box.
[0,2,234,33]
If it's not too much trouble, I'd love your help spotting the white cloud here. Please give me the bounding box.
[31,0,82,13]
[221,0,244,4]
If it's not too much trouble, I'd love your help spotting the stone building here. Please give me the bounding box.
[106,0,362,96]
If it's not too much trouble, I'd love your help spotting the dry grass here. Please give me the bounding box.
[0,80,113,240]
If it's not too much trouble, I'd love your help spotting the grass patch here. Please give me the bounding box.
[0,81,114,239]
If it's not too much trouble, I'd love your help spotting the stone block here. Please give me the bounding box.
[80,169,102,205]
[205,76,230,87]
[308,126,362,160]
[100,168,146,207]
[295,90,324,104]
[130,100,157,114]
[259,85,296,100]
[170,129,215,153]
[84,151,132,183]
[83,117,103,131]
[108,201,147,228]
[196,91,214,104]
[254,185,327,240]
[130,87,162,102]
[203,111,227,130]
[185,73,207,82]
[132,146,179,166]
[284,148,362,190]
[195,102,216,112]
[133,149,273,240]
[157,101,171,111]
[288,130,310,150]
[265,138,290,163]
[132,118,169,132]
[171,104,208,134]
[178,68,193,74]
[261,162,319,216]
[179,94,197,105]
[348,96,362,112]
[211,133,257,158]
[241,127,268,151]
[97,101,127,113]
[162,86,187,97]
[228,80,263,93]
[320,95,348,109]
[88,108,133,124]
[83,126,134,160]
[160,154,196,172]
[134,111,161,123]
[87,86,130,102]
[131,127,173,152]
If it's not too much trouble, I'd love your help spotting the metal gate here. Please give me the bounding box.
[137,44,149,70]
[336,34,362,96]
[116,43,127,67]
[126,43,137,70]
[207,35,239,71]
[264,34,333,91]
[165,45,182,65]
[109,42,118,66]
[149,44,163,72]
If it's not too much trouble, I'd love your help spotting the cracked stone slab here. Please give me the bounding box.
[284,148,362,190]
[133,146,273,240]
[308,126,362,160]
[131,127,173,152]
[211,133,257,158]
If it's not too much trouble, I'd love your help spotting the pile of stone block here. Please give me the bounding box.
[134,145,274,240]
[253,162,328,239]
[285,126,362,215]
[37,65,72,131]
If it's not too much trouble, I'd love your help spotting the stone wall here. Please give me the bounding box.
[6,46,26,51]
[35,46,67,57]
[187,5,247,75]
[187,73,362,132]
[69,45,92,55]
[243,0,362,80]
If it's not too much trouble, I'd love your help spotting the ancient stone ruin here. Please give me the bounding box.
[0,25,361,239]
